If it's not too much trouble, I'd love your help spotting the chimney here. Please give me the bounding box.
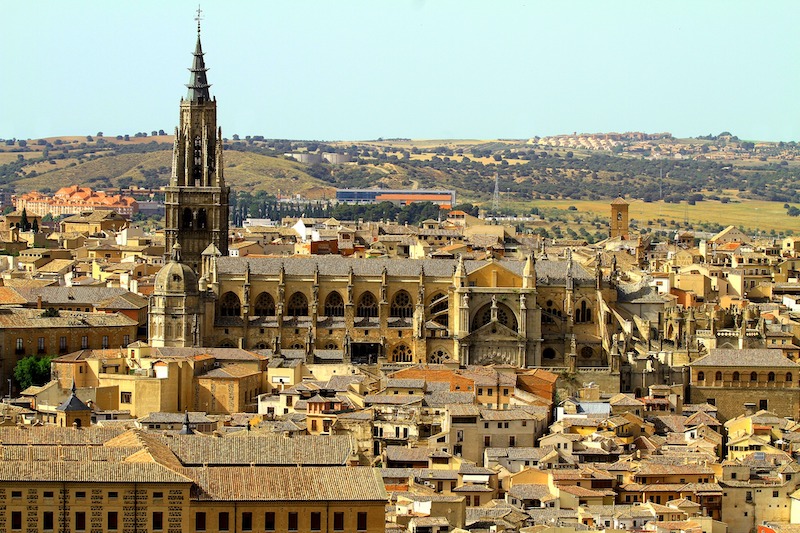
[36,296,42,310]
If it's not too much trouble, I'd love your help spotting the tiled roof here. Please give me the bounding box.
[186,466,386,501]
[691,348,800,368]
[0,308,136,329]
[0,426,125,445]
[0,461,192,483]
[160,434,354,466]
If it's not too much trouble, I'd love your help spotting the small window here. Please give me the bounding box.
[107,511,118,531]
[102,335,109,349]
[288,512,298,532]
[120,391,132,403]
[81,336,88,349]
[265,512,275,531]
[310,512,321,531]
[218,512,229,531]
[108,491,118,500]
[241,512,253,531]
[195,512,206,531]
[75,491,86,499]
[43,491,54,499]
[152,512,163,531]
[357,512,368,531]
[334,512,345,531]
[11,490,21,498]
[11,511,22,531]
[774,490,780,498]
[697,371,705,381]
[152,491,163,500]
[75,511,86,531]
[43,511,54,531]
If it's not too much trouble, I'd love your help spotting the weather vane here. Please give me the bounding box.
[195,5,203,34]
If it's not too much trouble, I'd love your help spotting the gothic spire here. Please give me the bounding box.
[186,10,211,103]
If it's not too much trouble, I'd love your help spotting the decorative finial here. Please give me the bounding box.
[195,5,203,34]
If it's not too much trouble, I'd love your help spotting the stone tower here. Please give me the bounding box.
[164,19,229,271]
[610,197,629,239]
[149,243,204,347]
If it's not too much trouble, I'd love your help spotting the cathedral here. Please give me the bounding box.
[149,21,618,369]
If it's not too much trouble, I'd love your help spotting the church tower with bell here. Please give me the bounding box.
[164,11,229,271]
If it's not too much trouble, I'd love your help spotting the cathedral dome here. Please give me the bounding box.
[154,244,199,295]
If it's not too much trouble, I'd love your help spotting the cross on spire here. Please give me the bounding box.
[195,5,203,34]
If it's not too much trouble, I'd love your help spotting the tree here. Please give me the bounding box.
[31,219,38,233]
[20,208,30,232]
[17,140,27,148]
[13,355,53,391]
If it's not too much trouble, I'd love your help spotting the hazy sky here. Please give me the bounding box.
[2,1,799,142]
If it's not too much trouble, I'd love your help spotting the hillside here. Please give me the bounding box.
[2,133,800,234]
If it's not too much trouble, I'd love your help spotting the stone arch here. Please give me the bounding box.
[471,302,518,331]
[787,372,793,382]
[219,292,241,317]
[219,339,236,348]
[182,207,194,229]
[733,371,740,381]
[323,291,344,317]
[253,292,275,316]
[542,347,557,360]
[357,292,378,318]
[390,290,414,318]
[254,342,269,350]
[287,292,308,316]
[715,371,723,381]
[391,343,412,363]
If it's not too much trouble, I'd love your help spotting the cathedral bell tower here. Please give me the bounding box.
[164,14,230,271]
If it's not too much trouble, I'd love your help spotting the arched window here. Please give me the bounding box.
[182,207,193,229]
[323,292,344,317]
[429,349,451,364]
[392,344,412,363]
[786,372,793,382]
[287,292,308,316]
[429,292,449,328]
[390,290,413,318]
[576,301,592,323]
[750,372,758,382]
[472,303,518,331]
[357,292,378,318]
[324,342,338,350]
[254,342,269,350]
[197,208,207,229]
[715,371,723,382]
[543,347,556,360]
[697,371,705,382]
[733,371,740,381]
[253,292,275,316]
[220,292,241,317]
[768,372,776,382]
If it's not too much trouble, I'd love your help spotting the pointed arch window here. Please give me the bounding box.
[390,290,413,318]
[253,292,275,316]
[287,292,308,317]
[324,292,344,317]
[357,292,378,318]
[182,208,193,229]
[392,344,412,363]
[220,292,241,317]
[575,300,592,323]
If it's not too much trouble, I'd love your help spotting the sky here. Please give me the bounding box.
[2,0,799,142]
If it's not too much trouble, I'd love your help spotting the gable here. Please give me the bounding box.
[467,261,521,288]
